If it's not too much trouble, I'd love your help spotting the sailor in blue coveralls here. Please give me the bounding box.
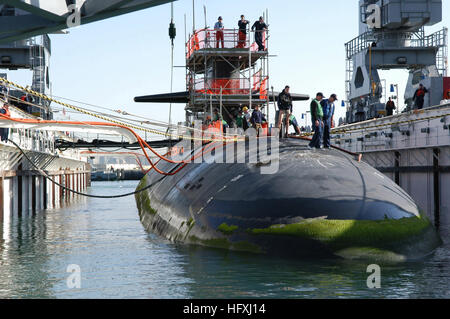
[321,94,337,149]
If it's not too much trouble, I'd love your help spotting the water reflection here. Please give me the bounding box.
[174,245,450,298]
[0,181,448,299]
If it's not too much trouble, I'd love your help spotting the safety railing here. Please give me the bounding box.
[411,27,448,48]
[0,104,56,155]
[346,27,448,59]
[191,76,268,99]
[345,31,375,59]
[186,28,267,59]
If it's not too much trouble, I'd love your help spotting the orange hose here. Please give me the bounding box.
[0,114,231,177]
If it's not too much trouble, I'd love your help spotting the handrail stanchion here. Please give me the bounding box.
[220,87,223,120]
[249,30,252,111]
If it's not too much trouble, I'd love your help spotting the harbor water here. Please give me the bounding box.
[0,181,449,299]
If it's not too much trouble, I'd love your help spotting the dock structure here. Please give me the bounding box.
[333,103,450,227]
[0,105,91,224]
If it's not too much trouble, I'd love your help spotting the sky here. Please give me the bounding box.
[5,0,450,131]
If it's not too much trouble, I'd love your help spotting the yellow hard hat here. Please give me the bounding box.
[242,106,249,112]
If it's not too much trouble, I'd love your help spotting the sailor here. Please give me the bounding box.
[277,86,292,138]
[251,16,268,51]
[235,109,244,129]
[289,114,301,135]
[321,94,337,149]
[19,88,33,113]
[0,82,7,100]
[237,15,250,48]
[250,104,266,136]
[242,106,251,131]
[222,119,229,133]
[386,97,396,116]
[308,93,324,149]
[0,103,10,142]
[213,109,229,133]
[203,115,212,131]
[413,83,429,110]
[214,16,225,48]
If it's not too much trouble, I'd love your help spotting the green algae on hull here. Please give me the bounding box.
[189,236,262,254]
[247,217,431,246]
[135,176,157,215]
[334,247,408,262]
[217,223,239,235]
[246,216,439,257]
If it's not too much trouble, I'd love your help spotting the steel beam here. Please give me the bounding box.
[0,0,176,45]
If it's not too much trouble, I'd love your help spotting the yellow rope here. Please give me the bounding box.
[2,77,449,140]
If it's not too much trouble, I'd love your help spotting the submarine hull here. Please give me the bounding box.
[136,139,441,261]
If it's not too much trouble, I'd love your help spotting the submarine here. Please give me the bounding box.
[133,25,441,261]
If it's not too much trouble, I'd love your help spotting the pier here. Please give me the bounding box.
[0,105,90,224]
[333,104,450,227]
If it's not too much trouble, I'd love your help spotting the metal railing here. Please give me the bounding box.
[191,76,268,97]
[346,27,448,59]
[345,31,375,59]
[0,104,56,155]
[186,28,267,59]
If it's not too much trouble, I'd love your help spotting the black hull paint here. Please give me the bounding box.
[136,139,441,261]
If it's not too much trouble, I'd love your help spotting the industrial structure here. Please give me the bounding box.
[336,0,450,228]
[345,0,448,122]
[0,0,175,44]
[135,22,309,128]
[185,27,270,125]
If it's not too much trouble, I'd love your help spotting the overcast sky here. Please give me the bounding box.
[6,0,450,130]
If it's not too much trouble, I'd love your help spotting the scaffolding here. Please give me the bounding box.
[185,27,269,125]
[29,35,52,118]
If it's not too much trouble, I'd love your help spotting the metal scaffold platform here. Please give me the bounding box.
[185,27,270,123]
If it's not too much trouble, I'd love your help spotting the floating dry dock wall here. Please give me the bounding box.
[333,103,450,227]
[0,108,90,224]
